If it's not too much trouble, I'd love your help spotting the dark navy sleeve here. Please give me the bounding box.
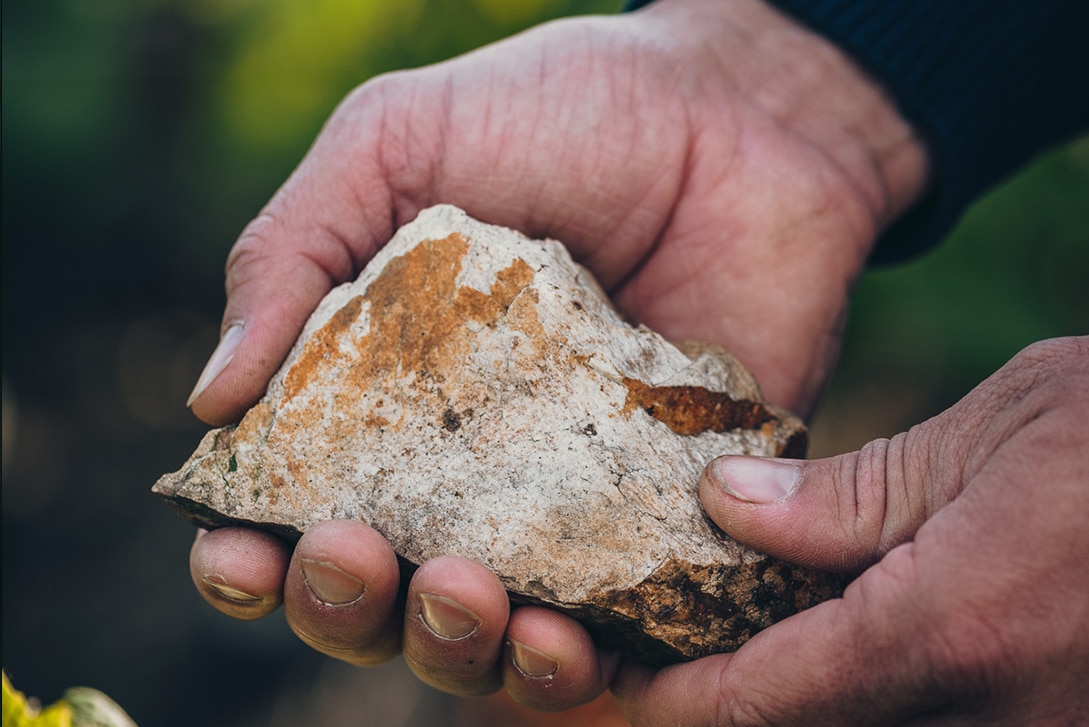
[624,0,1089,263]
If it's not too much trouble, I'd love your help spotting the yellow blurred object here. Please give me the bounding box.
[2,672,72,727]
[2,673,136,727]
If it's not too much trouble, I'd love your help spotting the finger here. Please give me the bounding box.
[698,445,939,573]
[402,556,511,697]
[697,340,1079,572]
[698,368,1022,571]
[624,340,1089,726]
[186,85,410,426]
[283,519,402,666]
[612,544,947,726]
[618,417,1089,727]
[189,526,290,619]
[502,606,618,712]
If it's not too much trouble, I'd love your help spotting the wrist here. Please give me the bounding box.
[638,0,930,236]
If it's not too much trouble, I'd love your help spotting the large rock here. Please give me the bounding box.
[154,205,844,665]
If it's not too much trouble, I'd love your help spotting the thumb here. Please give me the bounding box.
[186,88,413,426]
[698,340,1080,573]
[699,426,965,573]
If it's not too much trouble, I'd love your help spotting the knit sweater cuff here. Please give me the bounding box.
[625,0,1089,263]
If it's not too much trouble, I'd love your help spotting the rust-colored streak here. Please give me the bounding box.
[273,233,539,456]
[357,234,535,388]
[364,234,475,381]
[282,296,365,401]
[622,377,774,436]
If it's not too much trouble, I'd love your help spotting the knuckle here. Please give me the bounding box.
[1011,336,1089,375]
[340,71,416,118]
[302,68,448,238]
[339,71,440,202]
[224,213,279,290]
[1025,337,1089,407]
[962,336,1089,454]
[990,336,1089,413]
[844,436,925,562]
[226,205,359,296]
[845,437,890,544]
[915,336,1089,500]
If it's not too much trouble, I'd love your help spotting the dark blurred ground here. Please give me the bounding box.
[3,1,1087,725]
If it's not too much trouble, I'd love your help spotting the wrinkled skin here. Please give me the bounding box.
[188,0,927,705]
[181,0,1089,722]
[617,336,1089,725]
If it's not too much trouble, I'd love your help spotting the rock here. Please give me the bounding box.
[154,205,844,665]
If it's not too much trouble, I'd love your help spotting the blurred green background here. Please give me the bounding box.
[2,0,1086,725]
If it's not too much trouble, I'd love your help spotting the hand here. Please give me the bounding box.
[614,336,1089,725]
[185,0,928,710]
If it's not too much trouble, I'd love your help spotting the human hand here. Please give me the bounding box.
[185,0,928,710]
[614,336,1089,725]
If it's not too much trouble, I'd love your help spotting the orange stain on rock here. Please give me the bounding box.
[282,296,364,402]
[267,233,541,483]
[621,377,773,436]
[248,232,789,492]
[282,233,538,402]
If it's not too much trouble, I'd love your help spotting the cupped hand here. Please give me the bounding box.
[185,0,927,711]
[615,337,1089,725]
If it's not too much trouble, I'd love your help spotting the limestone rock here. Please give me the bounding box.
[154,205,844,665]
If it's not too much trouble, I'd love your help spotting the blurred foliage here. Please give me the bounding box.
[5,2,630,726]
[859,140,1088,374]
[4,671,72,727]
[2,0,622,335]
[3,672,137,727]
[814,137,1089,450]
[808,137,1088,454]
[1,0,1086,725]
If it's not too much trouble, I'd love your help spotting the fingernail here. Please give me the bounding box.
[202,574,263,604]
[709,456,801,504]
[509,640,558,678]
[299,558,365,606]
[418,593,481,641]
[187,322,245,407]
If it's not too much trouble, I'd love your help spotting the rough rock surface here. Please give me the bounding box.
[154,205,845,665]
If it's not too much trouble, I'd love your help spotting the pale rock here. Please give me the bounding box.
[154,205,844,665]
